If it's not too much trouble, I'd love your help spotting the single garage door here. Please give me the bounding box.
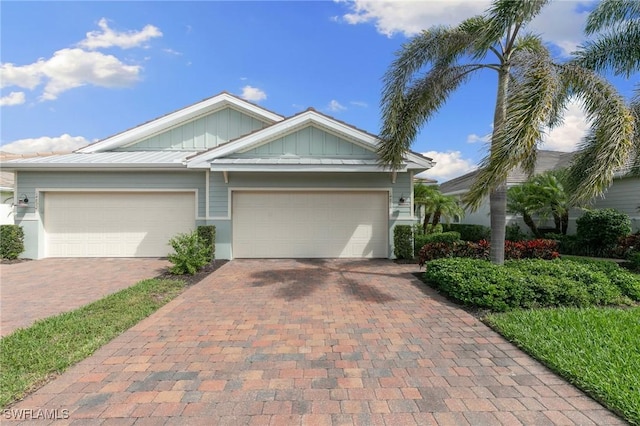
[233,191,388,258]
[45,192,195,257]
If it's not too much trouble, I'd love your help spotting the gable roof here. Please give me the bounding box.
[187,108,434,171]
[76,92,284,154]
[440,150,575,194]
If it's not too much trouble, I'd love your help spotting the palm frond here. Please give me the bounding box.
[378,63,484,168]
[561,65,636,204]
[585,0,640,34]
[480,0,549,51]
[575,21,640,77]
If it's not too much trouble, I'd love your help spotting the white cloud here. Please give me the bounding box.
[541,99,589,151]
[78,18,162,50]
[350,100,368,108]
[1,18,159,101]
[467,132,490,144]
[327,99,346,112]
[0,91,26,106]
[163,48,182,56]
[338,0,589,55]
[415,150,477,182]
[240,85,267,102]
[1,134,90,154]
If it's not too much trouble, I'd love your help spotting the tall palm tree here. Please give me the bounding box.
[378,0,634,264]
[573,0,640,180]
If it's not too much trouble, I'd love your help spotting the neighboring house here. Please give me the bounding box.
[4,92,433,259]
[0,151,71,225]
[440,150,640,233]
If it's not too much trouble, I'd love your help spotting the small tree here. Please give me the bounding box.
[414,187,464,234]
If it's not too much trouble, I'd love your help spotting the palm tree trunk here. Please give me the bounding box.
[523,213,539,237]
[432,211,442,228]
[423,213,432,234]
[489,67,510,265]
[561,211,569,235]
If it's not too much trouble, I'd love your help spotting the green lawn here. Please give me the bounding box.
[486,307,640,425]
[0,278,184,408]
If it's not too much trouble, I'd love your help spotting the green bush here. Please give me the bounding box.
[424,258,631,312]
[442,223,490,241]
[167,230,211,275]
[197,225,216,261]
[393,225,413,260]
[560,257,640,301]
[414,232,461,257]
[0,225,24,260]
[505,223,527,241]
[577,209,632,254]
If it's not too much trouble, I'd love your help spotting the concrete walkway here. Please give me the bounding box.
[0,258,170,336]
[7,259,624,425]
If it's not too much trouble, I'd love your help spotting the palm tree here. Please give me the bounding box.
[378,0,634,264]
[573,0,640,180]
[413,181,435,224]
[414,186,464,233]
[506,184,541,237]
[530,171,570,234]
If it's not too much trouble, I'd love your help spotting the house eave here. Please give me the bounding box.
[208,164,409,173]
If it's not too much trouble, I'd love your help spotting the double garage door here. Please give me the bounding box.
[44,191,388,258]
[233,191,388,258]
[45,192,195,257]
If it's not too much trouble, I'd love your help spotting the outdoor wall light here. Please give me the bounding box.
[17,194,29,206]
[399,194,407,204]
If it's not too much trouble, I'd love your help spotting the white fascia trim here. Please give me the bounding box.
[220,187,393,220]
[209,165,407,173]
[77,94,283,154]
[187,111,381,168]
[406,152,434,169]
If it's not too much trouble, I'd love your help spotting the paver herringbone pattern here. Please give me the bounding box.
[6,259,625,425]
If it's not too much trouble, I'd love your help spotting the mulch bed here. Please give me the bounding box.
[156,259,229,287]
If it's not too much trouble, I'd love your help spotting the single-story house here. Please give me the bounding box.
[440,150,640,233]
[4,92,433,259]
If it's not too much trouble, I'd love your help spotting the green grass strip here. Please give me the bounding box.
[0,278,184,408]
[486,307,640,425]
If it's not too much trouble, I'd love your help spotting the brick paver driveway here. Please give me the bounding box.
[0,258,170,336]
[8,259,624,425]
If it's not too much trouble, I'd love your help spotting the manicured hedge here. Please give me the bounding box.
[418,239,559,266]
[424,258,638,311]
[414,231,461,257]
[197,225,216,261]
[442,223,490,241]
[0,225,24,260]
[393,225,413,260]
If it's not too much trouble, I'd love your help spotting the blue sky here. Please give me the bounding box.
[1,1,636,182]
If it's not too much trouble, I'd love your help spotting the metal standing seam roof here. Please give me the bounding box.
[439,150,576,194]
[3,151,198,168]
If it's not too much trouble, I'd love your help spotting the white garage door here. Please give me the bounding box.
[233,191,388,258]
[45,192,195,257]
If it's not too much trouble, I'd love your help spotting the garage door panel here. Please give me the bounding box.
[45,192,195,257]
[233,191,387,258]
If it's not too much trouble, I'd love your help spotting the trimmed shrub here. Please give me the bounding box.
[424,258,630,311]
[577,209,632,254]
[393,225,413,260]
[414,232,462,257]
[0,225,24,260]
[197,225,216,261]
[559,257,640,301]
[418,239,558,267]
[505,223,528,241]
[442,223,491,241]
[167,230,210,275]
